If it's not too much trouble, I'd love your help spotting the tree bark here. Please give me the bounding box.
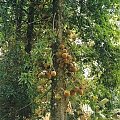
[51,0,68,120]
[25,0,35,54]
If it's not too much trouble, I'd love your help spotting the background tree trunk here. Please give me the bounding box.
[25,0,35,54]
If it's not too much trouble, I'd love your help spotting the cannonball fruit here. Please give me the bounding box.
[37,72,45,78]
[69,66,77,72]
[78,89,84,96]
[70,90,76,96]
[54,43,78,77]
[64,59,69,64]
[56,51,62,57]
[46,72,52,79]
[67,55,72,60]
[74,87,79,92]
[62,49,68,53]
[64,90,70,97]
[62,53,68,59]
[59,44,65,49]
[37,86,44,93]
[69,63,74,68]
[51,71,57,77]
[44,64,50,69]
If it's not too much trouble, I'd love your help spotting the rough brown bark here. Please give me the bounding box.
[51,0,68,120]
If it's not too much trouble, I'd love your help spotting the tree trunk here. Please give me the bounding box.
[51,0,68,120]
[25,0,35,54]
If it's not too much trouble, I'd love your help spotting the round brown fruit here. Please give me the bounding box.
[67,55,72,60]
[38,72,46,78]
[46,72,52,79]
[74,87,79,92]
[56,52,59,57]
[71,67,77,72]
[37,86,44,93]
[56,58,62,63]
[79,85,84,89]
[70,67,78,72]
[64,90,70,97]
[44,63,50,69]
[59,62,64,68]
[69,63,74,68]
[51,71,57,77]
[62,53,68,59]
[62,49,68,53]
[78,89,84,96]
[59,44,65,49]
[70,90,76,96]
[64,59,69,64]
[56,51,62,57]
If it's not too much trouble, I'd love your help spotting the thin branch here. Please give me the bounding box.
[53,12,56,31]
